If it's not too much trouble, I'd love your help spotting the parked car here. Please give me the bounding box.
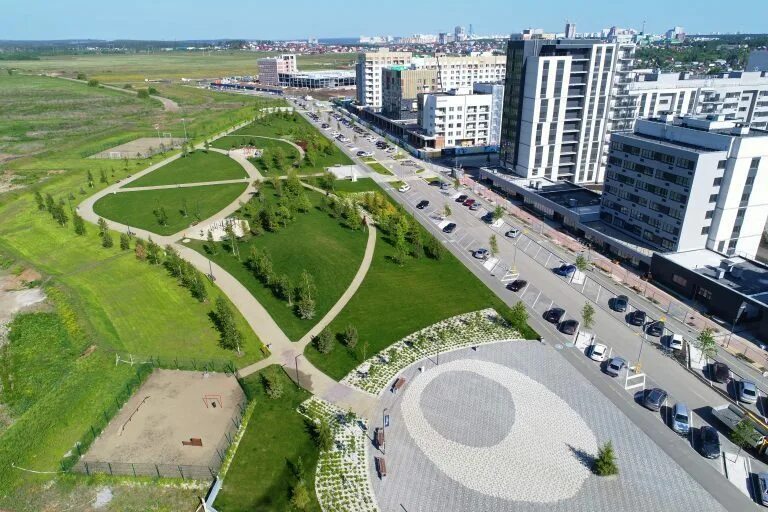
[559,319,580,335]
[667,333,684,351]
[481,212,494,223]
[506,279,527,292]
[627,310,647,326]
[416,200,430,209]
[699,425,721,459]
[606,357,627,377]
[544,308,566,324]
[469,202,480,211]
[711,361,730,384]
[463,198,476,207]
[356,150,374,157]
[758,473,768,506]
[612,295,629,312]
[589,343,609,362]
[672,402,690,435]
[505,228,521,238]
[553,264,577,277]
[643,388,668,411]
[456,194,468,203]
[440,182,450,190]
[646,321,665,337]
[738,380,758,404]
[442,223,457,234]
[473,248,490,260]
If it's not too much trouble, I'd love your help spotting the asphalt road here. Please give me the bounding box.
[296,99,766,509]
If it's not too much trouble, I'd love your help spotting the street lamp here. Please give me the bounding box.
[207,257,215,282]
[726,301,748,348]
[294,353,304,388]
[181,118,188,141]
[382,407,389,455]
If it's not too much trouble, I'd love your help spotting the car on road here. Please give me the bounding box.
[606,357,627,377]
[699,425,721,459]
[456,194,468,203]
[611,295,629,312]
[506,279,527,292]
[666,333,684,351]
[505,228,521,238]
[646,320,665,337]
[589,343,609,362]
[711,361,730,384]
[544,308,566,324]
[738,380,758,404]
[643,388,668,412]
[627,310,647,326]
[398,183,411,193]
[440,182,450,190]
[356,150,374,157]
[416,200,430,209]
[559,319,580,335]
[672,402,691,435]
[758,473,768,506]
[553,264,577,277]
[442,222,457,234]
[473,248,490,260]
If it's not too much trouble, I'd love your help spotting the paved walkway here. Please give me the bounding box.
[117,178,250,192]
[210,147,263,180]
[218,135,306,158]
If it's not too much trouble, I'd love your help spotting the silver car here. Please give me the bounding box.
[739,380,758,404]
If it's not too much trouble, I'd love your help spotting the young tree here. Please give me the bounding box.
[508,301,529,328]
[97,217,109,237]
[314,416,334,451]
[314,328,334,354]
[582,303,596,330]
[275,274,294,305]
[694,327,718,364]
[44,193,55,213]
[99,169,107,184]
[206,230,218,255]
[119,233,131,250]
[425,236,445,260]
[101,232,114,248]
[263,368,285,399]
[73,213,86,235]
[593,441,618,476]
[224,222,240,260]
[215,296,242,353]
[135,239,147,261]
[190,272,208,302]
[443,203,452,219]
[492,205,505,222]
[731,419,757,461]
[181,198,189,218]
[489,234,499,258]
[296,296,316,320]
[575,253,589,272]
[343,324,359,348]
[34,191,45,211]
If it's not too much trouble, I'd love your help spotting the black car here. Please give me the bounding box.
[646,320,665,337]
[544,308,566,324]
[559,319,580,335]
[481,212,494,223]
[711,361,730,383]
[456,194,468,203]
[628,310,647,326]
[506,279,528,292]
[699,425,721,459]
[643,388,668,411]
[612,295,629,312]
[416,200,430,209]
[442,222,457,234]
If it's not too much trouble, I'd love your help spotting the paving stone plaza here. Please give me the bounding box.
[368,342,725,512]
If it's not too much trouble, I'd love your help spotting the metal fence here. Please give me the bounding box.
[108,349,238,375]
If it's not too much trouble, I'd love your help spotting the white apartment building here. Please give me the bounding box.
[257,54,298,86]
[355,49,413,108]
[419,84,503,149]
[603,115,768,259]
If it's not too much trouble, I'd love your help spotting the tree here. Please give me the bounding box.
[492,205,505,222]
[425,236,445,260]
[215,296,242,353]
[508,301,529,328]
[314,328,334,354]
[343,324,358,348]
[119,233,130,250]
[101,232,114,248]
[97,217,109,237]
[275,274,294,305]
[593,441,618,476]
[99,169,107,184]
[34,191,45,211]
[190,272,208,302]
[44,193,54,213]
[489,234,499,258]
[181,198,189,218]
[87,79,99,87]
[263,369,285,399]
[154,206,168,226]
[73,213,86,235]
[443,203,452,218]
[731,419,757,461]
[314,417,334,452]
[135,239,147,261]
[76,72,86,80]
[575,253,589,272]
[694,328,718,364]
[206,230,218,255]
[290,480,310,510]
[582,303,595,330]
[137,89,149,99]
[297,297,316,320]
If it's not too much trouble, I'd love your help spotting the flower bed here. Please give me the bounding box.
[298,397,379,512]
[341,309,521,396]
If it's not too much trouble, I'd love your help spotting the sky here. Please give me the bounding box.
[3,0,767,41]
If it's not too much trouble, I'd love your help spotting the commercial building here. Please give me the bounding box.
[602,115,768,259]
[278,70,355,89]
[257,54,298,86]
[418,84,504,149]
[355,49,413,108]
[500,39,628,184]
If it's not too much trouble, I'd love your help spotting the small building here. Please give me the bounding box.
[278,70,355,89]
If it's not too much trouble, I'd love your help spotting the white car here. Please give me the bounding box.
[357,151,374,157]
[589,343,609,362]
[398,183,411,193]
[668,333,684,351]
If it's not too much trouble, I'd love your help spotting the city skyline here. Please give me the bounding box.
[4,0,768,41]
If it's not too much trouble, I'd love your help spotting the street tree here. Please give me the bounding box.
[731,420,756,461]
[443,203,452,218]
[206,230,218,255]
[575,253,589,272]
[119,233,130,250]
[508,301,529,328]
[593,441,618,476]
[694,327,718,364]
[492,205,505,222]
[582,303,596,330]
[343,324,358,348]
[489,234,499,258]
[314,328,334,354]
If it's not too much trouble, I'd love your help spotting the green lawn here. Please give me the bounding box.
[367,161,394,176]
[210,136,308,176]
[124,150,247,188]
[215,366,320,512]
[332,178,380,194]
[188,184,367,341]
[93,182,247,235]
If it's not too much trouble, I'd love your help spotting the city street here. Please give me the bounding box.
[297,99,768,509]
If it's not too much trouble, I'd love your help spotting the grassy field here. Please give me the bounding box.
[367,161,394,176]
[332,177,380,194]
[188,183,367,341]
[1,52,356,82]
[93,182,247,235]
[125,150,247,188]
[210,136,305,176]
[214,366,320,512]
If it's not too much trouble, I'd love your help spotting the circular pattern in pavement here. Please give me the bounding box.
[401,360,598,503]
[420,371,515,447]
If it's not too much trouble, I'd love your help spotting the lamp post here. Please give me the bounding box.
[726,301,748,348]
[207,257,215,282]
[294,353,304,388]
[382,407,389,455]
[181,118,188,141]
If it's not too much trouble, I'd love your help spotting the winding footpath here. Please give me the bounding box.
[77,121,379,415]
[52,75,181,112]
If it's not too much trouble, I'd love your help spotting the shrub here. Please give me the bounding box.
[314,328,334,354]
[593,441,618,476]
[263,369,284,399]
[343,324,358,348]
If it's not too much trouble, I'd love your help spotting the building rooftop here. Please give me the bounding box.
[282,70,355,79]
[664,249,768,302]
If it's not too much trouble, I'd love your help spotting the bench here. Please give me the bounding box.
[375,456,387,477]
[182,437,203,447]
[391,377,406,393]
[375,428,385,449]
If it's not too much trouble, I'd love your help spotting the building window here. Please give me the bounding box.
[750,157,761,170]
[701,226,710,235]
[717,160,727,169]
[709,194,719,203]
[705,210,714,219]
[713,177,722,186]
[697,288,712,300]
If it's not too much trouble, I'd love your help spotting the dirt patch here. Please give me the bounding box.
[89,137,185,160]
[82,369,245,467]
[80,344,98,358]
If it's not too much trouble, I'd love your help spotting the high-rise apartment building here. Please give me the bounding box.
[257,54,298,86]
[355,49,413,108]
[565,21,576,39]
[500,39,623,184]
[602,115,768,259]
[381,67,439,119]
